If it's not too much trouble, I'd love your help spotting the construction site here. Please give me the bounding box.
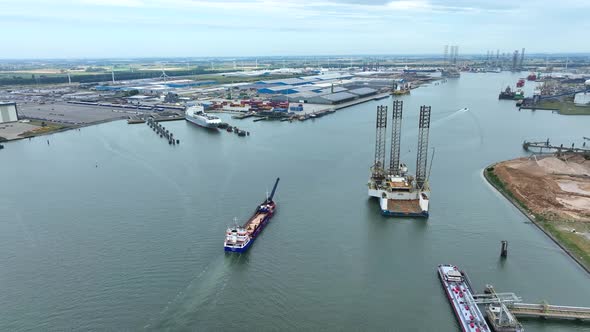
[486,140,590,271]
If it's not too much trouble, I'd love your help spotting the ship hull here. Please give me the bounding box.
[186,116,219,129]
[368,188,430,218]
[438,270,469,332]
[224,203,275,253]
[498,94,515,100]
[437,265,491,332]
[224,239,253,253]
[381,210,429,218]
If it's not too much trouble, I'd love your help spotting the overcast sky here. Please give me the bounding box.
[1,0,589,58]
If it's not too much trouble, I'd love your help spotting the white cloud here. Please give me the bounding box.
[80,0,145,7]
[385,0,430,11]
[1,0,589,57]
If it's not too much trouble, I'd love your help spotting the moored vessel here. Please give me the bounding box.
[513,89,524,100]
[499,86,515,100]
[185,105,221,129]
[224,178,280,253]
[438,264,491,332]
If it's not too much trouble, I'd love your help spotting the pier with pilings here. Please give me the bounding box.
[442,267,590,332]
[509,303,590,320]
[146,117,179,145]
[472,284,590,331]
[522,138,590,155]
[473,285,523,332]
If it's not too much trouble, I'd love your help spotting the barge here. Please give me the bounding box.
[224,178,280,253]
[499,86,516,100]
[438,264,491,332]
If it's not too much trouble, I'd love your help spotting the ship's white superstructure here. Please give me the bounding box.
[185,105,221,128]
[368,163,430,217]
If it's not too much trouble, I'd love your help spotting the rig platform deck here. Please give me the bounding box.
[386,199,422,214]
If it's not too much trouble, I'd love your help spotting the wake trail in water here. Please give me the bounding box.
[144,254,234,331]
[430,107,469,128]
[463,109,485,146]
[429,107,484,146]
[399,108,471,152]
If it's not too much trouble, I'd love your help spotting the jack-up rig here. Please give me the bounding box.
[367,101,432,217]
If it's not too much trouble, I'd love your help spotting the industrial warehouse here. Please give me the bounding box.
[0,67,433,141]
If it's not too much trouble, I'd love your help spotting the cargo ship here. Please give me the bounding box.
[185,105,221,129]
[367,102,432,217]
[438,264,491,332]
[498,86,515,100]
[224,178,280,253]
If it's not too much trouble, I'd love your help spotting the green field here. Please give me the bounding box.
[538,99,590,115]
[0,67,241,87]
[0,66,300,88]
[540,219,590,269]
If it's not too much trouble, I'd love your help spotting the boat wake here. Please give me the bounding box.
[431,107,469,128]
[430,107,484,146]
[144,255,236,330]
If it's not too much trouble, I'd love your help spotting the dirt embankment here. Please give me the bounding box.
[494,154,590,222]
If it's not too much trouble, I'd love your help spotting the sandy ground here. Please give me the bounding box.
[0,122,40,140]
[494,154,590,222]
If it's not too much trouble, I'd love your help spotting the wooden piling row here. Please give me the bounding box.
[147,118,180,145]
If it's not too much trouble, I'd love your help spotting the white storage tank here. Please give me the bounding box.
[574,92,590,105]
[0,102,18,123]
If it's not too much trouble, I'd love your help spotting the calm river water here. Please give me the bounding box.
[1,72,589,331]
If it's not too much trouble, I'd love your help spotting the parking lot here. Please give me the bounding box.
[18,102,129,125]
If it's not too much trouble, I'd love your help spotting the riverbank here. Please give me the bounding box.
[484,155,590,273]
[0,120,72,142]
[537,99,590,115]
[0,118,125,143]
